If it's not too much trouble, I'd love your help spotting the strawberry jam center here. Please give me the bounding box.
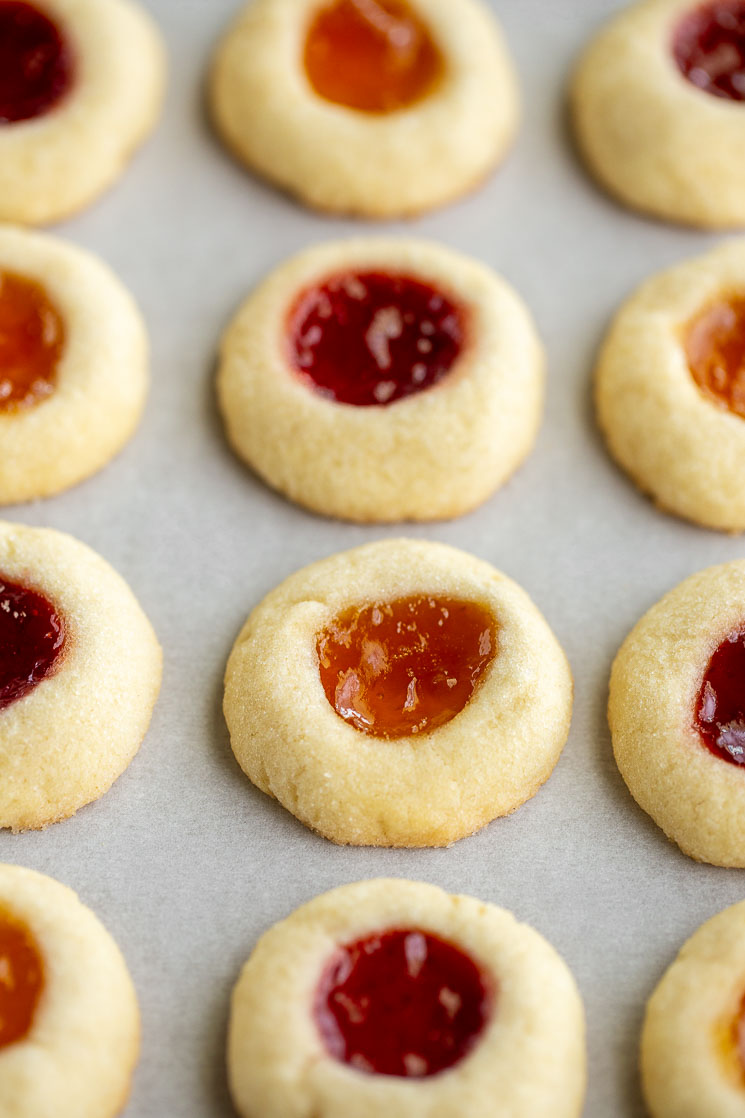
[685,295,745,419]
[314,929,492,1077]
[304,0,443,113]
[0,578,65,711]
[673,1,745,99]
[0,272,65,411]
[317,595,496,738]
[0,910,44,1048]
[288,272,465,407]
[696,628,745,764]
[0,1,73,124]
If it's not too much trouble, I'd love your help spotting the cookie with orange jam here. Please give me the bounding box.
[228,879,586,1118]
[0,520,161,830]
[0,226,149,504]
[217,239,544,522]
[209,0,518,217]
[0,0,164,226]
[223,539,572,847]
[595,240,745,532]
[0,863,139,1117]
[573,0,745,228]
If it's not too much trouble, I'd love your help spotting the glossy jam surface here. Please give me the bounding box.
[0,910,44,1048]
[673,1,745,99]
[317,595,496,738]
[696,628,745,764]
[0,1,73,123]
[314,929,492,1077]
[288,272,465,407]
[0,272,65,411]
[0,578,65,711]
[684,295,745,419]
[304,0,443,113]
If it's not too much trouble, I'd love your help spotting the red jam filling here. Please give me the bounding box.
[0,1,73,124]
[0,272,65,411]
[287,272,465,407]
[317,595,496,738]
[673,1,745,99]
[684,295,745,419]
[304,0,443,113]
[0,578,65,711]
[696,628,745,764]
[314,929,492,1077]
[0,910,44,1048]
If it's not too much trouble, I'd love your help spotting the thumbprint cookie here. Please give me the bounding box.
[217,239,544,523]
[0,520,161,830]
[609,560,745,866]
[596,240,745,532]
[209,0,518,218]
[642,900,745,1118]
[223,539,573,847]
[573,0,745,228]
[0,863,139,1118]
[228,879,586,1118]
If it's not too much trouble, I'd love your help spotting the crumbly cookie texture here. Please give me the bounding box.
[0,226,149,504]
[572,0,745,228]
[0,863,139,1118]
[229,879,586,1118]
[223,539,573,847]
[0,520,162,831]
[217,238,544,523]
[0,0,165,226]
[595,239,745,532]
[210,0,518,218]
[609,560,745,866]
[642,900,745,1118]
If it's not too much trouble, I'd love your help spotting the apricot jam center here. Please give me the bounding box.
[684,295,745,418]
[0,272,65,411]
[304,0,443,113]
[317,595,495,738]
[314,929,492,1077]
[0,1,73,123]
[696,628,745,764]
[288,272,465,407]
[674,1,745,99]
[0,578,65,711]
[0,910,44,1048]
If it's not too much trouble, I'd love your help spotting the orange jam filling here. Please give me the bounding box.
[304,0,444,113]
[684,294,745,419]
[0,910,44,1049]
[317,595,496,738]
[0,272,64,411]
[716,992,745,1085]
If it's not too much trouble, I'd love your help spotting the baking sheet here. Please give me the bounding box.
[3,1,744,1114]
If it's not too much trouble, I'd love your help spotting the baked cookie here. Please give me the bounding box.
[210,0,518,218]
[217,239,544,523]
[608,559,745,866]
[0,0,165,226]
[228,879,586,1118]
[0,226,149,504]
[0,519,161,830]
[595,239,745,532]
[223,539,573,847]
[0,863,139,1118]
[573,0,745,228]
[642,899,745,1118]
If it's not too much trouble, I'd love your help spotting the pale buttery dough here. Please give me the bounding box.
[0,0,165,226]
[0,864,139,1118]
[0,226,149,504]
[217,238,544,523]
[642,899,745,1118]
[0,520,162,830]
[609,560,745,866]
[595,240,745,533]
[228,879,586,1118]
[223,539,573,847]
[209,0,518,218]
[572,0,745,228]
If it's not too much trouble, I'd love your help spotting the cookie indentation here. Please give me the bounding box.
[685,294,745,418]
[0,577,65,711]
[0,908,43,1048]
[674,1,745,101]
[0,1,73,124]
[0,271,64,411]
[696,628,745,765]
